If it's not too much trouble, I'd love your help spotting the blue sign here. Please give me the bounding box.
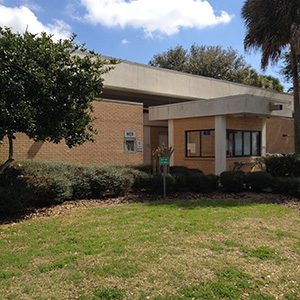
[204,131,211,136]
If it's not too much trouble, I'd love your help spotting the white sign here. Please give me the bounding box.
[124,130,136,138]
[137,140,143,152]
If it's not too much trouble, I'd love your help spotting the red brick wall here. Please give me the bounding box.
[0,100,144,166]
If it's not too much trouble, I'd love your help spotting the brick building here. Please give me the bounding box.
[0,59,294,174]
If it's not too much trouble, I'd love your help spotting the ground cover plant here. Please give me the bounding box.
[0,198,299,299]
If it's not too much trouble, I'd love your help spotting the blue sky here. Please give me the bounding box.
[0,0,290,91]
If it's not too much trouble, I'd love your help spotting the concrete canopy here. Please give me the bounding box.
[102,59,293,108]
[149,94,293,121]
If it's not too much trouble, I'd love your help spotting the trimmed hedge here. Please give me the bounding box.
[187,173,219,193]
[1,160,299,216]
[246,171,273,192]
[0,161,149,215]
[220,171,245,193]
[272,177,300,197]
[259,153,300,177]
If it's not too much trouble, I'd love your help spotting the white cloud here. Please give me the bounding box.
[121,39,129,44]
[0,5,72,40]
[20,0,42,12]
[80,0,233,37]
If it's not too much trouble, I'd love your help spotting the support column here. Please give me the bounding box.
[215,116,227,175]
[168,119,174,166]
[261,118,267,156]
[143,125,151,165]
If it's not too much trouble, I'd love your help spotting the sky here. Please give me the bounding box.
[0,0,291,91]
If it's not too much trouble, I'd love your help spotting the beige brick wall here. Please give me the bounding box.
[150,126,168,151]
[173,117,215,174]
[226,116,262,172]
[0,100,144,166]
[173,116,265,174]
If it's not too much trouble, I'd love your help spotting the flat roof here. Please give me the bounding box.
[102,59,293,107]
[149,94,293,121]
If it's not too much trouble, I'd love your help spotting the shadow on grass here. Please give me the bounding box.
[145,197,259,210]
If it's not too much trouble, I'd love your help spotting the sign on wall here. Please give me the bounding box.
[137,140,143,152]
[124,130,136,138]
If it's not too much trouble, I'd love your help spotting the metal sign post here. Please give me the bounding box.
[159,157,169,200]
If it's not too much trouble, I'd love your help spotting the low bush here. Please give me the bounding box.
[170,166,205,191]
[272,177,300,197]
[173,172,188,191]
[0,167,32,215]
[259,153,300,177]
[146,174,176,194]
[220,171,245,193]
[246,172,273,192]
[187,173,219,193]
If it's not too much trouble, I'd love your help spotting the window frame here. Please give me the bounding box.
[226,129,261,157]
[185,129,215,158]
[124,138,136,154]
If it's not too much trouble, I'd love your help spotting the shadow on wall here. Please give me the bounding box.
[27,141,43,159]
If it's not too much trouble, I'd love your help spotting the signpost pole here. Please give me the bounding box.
[159,157,169,201]
[163,164,166,201]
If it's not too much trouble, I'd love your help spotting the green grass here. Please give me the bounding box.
[0,198,300,299]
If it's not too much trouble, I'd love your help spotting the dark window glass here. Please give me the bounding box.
[186,130,215,157]
[234,131,243,156]
[252,132,260,156]
[244,132,251,156]
[226,130,261,157]
[186,131,200,156]
[201,131,215,156]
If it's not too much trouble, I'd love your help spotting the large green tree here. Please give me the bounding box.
[149,44,283,91]
[280,52,300,92]
[0,27,116,173]
[242,0,300,152]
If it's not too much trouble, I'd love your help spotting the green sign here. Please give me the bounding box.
[159,157,169,165]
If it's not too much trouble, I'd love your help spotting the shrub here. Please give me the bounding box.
[26,174,73,206]
[220,171,246,192]
[246,172,273,192]
[187,173,218,193]
[0,167,31,215]
[272,177,300,197]
[131,171,153,192]
[132,164,152,174]
[145,174,176,194]
[170,166,205,191]
[259,153,300,177]
[206,174,220,190]
[90,172,124,198]
[173,172,189,191]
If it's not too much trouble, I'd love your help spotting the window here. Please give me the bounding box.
[124,130,136,154]
[226,130,261,157]
[186,130,215,157]
[124,139,135,153]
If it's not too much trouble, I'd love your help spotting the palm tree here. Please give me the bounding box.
[242,0,300,152]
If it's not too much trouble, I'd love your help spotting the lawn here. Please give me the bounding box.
[0,198,299,299]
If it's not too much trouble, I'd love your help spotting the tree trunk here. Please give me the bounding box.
[0,135,14,174]
[291,43,300,154]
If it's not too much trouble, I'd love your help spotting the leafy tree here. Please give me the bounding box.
[0,27,116,173]
[244,69,283,92]
[187,45,250,83]
[149,44,283,91]
[149,45,187,72]
[280,52,300,92]
[242,0,300,152]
